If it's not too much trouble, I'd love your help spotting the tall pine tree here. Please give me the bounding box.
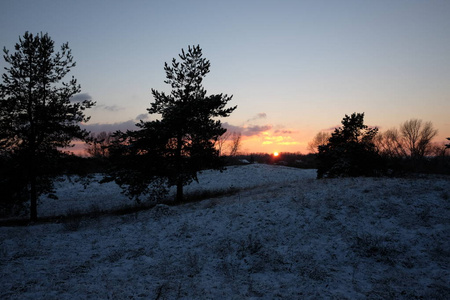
[0,32,94,220]
[109,45,236,202]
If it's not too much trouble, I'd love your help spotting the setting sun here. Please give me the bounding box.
[273,152,279,157]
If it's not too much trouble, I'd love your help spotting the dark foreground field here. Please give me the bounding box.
[1,165,449,299]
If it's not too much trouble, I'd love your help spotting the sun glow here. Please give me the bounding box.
[273,152,279,157]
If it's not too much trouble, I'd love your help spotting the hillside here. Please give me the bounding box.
[1,164,449,299]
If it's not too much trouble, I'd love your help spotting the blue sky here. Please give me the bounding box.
[1,0,449,153]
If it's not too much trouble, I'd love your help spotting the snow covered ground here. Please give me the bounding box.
[37,164,317,217]
[1,164,449,299]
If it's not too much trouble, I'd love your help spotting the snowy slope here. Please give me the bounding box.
[37,164,317,217]
[1,164,449,299]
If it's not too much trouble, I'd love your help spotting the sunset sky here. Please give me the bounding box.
[1,0,449,154]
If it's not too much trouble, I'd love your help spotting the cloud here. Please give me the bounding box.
[223,122,244,133]
[70,93,92,102]
[257,113,267,118]
[70,93,124,111]
[274,129,296,135]
[70,93,125,113]
[136,113,149,120]
[223,122,272,137]
[94,104,124,112]
[81,113,153,134]
[262,135,300,146]
[278,141,300,145]
[244,125,272,136]
[81,120,138,133]
[83,121,272,137]
[247,112,267,122]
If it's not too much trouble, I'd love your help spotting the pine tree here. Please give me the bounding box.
[0,32,94,220]
[317,113,381,178]
[109,45,236,202]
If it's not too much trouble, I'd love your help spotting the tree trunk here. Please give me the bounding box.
[29,148,38,222]
[27,70,38,222]
[175,133,184,203]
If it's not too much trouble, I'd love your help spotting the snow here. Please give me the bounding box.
[37,164,317,217]
[1,164,449,299]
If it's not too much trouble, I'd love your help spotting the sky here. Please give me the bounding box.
[1,0,449,154]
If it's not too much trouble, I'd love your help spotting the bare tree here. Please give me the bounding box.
[216,131,231,156]
[307,132,330,154]
[229,132,241,156]
[374,128,406,158]
[400,119,438,159]
[86,131,112,157]
[429,142,449,157]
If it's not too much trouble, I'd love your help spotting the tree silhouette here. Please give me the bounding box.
[0,32,94,220]
[216,131,231,156]
[228,132,242,157]
[400,119,438,159]
[109,45,236,202]
[317,113,381,178]
[307,131,331,154]
[374,128,406,158]
[86,131,113,158]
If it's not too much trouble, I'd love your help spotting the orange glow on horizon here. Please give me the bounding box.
[67,127,317,157]
[273,152,279,157]
[238,129,312,154]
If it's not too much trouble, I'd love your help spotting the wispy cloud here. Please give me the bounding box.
[94,104,124,112]
[136,113,149,120]
[244,125,272,136]
[274,129,297,135]
[70,93,124,112]
[223,122,272,137]
[261,131,300,146]
[222,122,244,133]
[223,112,272,137]
[247,112,267,122]
[70,93,92,102]
[82,120,138,133]
[81,113,153,134]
